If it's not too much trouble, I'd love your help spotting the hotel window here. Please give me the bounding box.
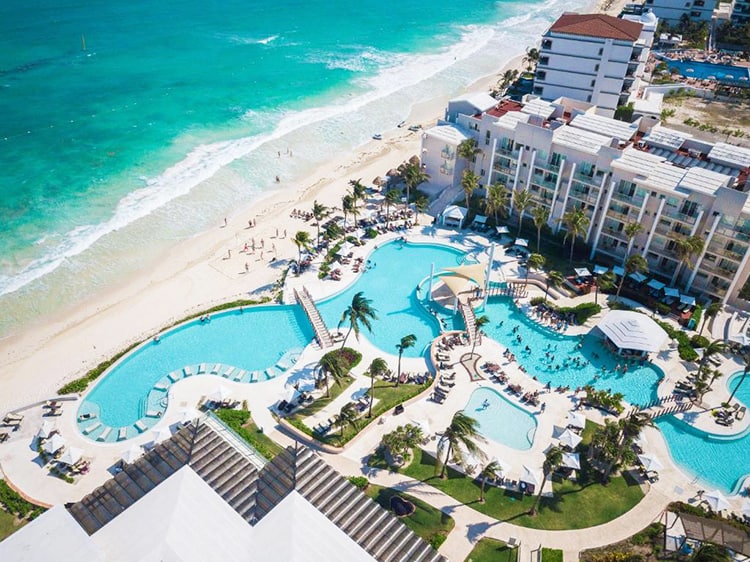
[536,70,547,80]
[533,86,544,95]
[550,152,563,167]
[485,130,491,145]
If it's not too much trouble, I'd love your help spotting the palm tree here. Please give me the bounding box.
[292,231,312,276]
[342,193,355,228]
[623,221,643,258]
[311,200,330,247]
[318,351,347,398]
[338,292,378,348]
[414,194,429,225]
[671,234,705,285]
[398,160,430,217]
[691,544,732,562]
[727,351,750,404]
[338,402,359,437]
[437,411,486,478]
[523,46,540,71]
[618,411,652,447]
[483,181,510,223]
[457,138,481,168]
[699,339,726,372]
[384,189,401,227]
[325,221,344,241]
[526,253,545,287]
[349,178,367,209]
[595,270,617,305]
[367,357,388,417]
[615,254,648,301]
[700,302,721,336]
[532,445,562,515]
[461,169,481,212]
[531,205,550,253]
[545,270,564,302]
[395,334,417,387]
[479,460,502,503]
[470,315,490,356]
[512,189,534,237]
[561,208,590,263]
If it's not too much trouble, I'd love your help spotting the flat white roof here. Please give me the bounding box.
[521,98,557,120]
[643,126,692,151]
[553,125,613,155]
[612,149,687,192]
[495,111,531,131]
[708,142,750,169]
[597,310,668,352]
[425,124,470,144]
[450,92,498,113]
[676,166,731,196]
[569,113,638,141]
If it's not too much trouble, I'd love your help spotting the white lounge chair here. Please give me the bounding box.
[117,427,127,440]
[210,364,221,374]
[222,366,235,378]
[154,382,168,391]
[83,422,102,435]
[168,371,181,382]
[198,363,207,374]
[134,420,148,432]
[183,366,193,377]
[233,370,245,382]
[97,427,112,441]
[145,410,161,418]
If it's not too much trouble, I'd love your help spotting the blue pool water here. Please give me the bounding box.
[78,304,313,433]
[317,241,464,357]
[463,386,537,450]
[659,58,750,81]
[479,298,662,407]
[656,372,750,493]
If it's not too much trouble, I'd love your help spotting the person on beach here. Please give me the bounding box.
[227,249,231,259]
[245,262,249,273]
[261,239,264,248]
[223,218,227,227]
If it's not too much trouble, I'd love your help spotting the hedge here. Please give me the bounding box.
[0,480,45,520]
[528,300,602,324]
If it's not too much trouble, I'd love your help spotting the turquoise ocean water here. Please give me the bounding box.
[0,0,589,337]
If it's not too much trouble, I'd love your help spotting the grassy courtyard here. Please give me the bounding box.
[465,538,518,562]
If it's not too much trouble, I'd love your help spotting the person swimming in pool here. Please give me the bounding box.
[481,399,490,409]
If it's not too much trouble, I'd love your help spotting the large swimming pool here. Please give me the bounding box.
[479,297,662,407]
[464,386,537,450]
[656,56,750,81]
[657,372,750,493]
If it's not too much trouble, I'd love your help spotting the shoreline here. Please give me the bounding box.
[0,0,629,413]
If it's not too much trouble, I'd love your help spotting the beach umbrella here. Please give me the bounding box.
[561,452,580,470]
[634,431,648,448]
[37,420,55,440]
[43,434,67,454]
[566,412,586,430]
[704,489,730,512]
[208,385,232,403]
[120,444,142,465]
[520,465,541,486]
[491,457,512,475]
[496,226,510,234]
[59,447,83,466]
[337,241,355,256]
[178,409,196,424]
[151,427,172,444]
[557,428,582,449]
[637,453,663,472]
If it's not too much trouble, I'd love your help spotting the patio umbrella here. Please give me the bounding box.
[514,238,528,248]
[208,385,232,403]
[151,427,172,444]
[43,434,67,454]
[557,428,582,449]
[647,279,665,291]
[561,452,581,470]
[120,444,142,464]
[37,420,55,440]
[336,241,355,256]
[59,447,83,466]
[496,226,510,234]
[629,272,647,283]
[680,294,696,306]
[664,287,680,298]
[178,409,196,424]
[566,412,586,429]
[574,267,592,278]
[520,465,541,486]
[704,489,730,512]
[491,457,512,475]
[637,453,663,472]
[612,265,625,277]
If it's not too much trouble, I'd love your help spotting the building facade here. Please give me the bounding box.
[644,0,716,24]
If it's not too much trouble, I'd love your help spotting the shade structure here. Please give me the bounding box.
[473,215,487,224]
[647,279,665,291]
[565,412,586,430]
[520,465,541,486]
[704,489,730,512]
[557,428,582,449]
[629,272,647,283]
[514,238,528,248]
[443,263,486,288]
[637,453,663,472]
[152,427,172,444]
[43,433,67,454]
[574,267,592,278]
[634,431,648,448]
[442,205,466,227]
[664,287,680,297]
[490,457,512,475]
[439,274,473,297]
[336,241,355,256]
[496,226,510,234]
[59,446,83,466]
[597,310,669,353]
[561,452,581,470]
[731,333,750,346]
[121,444,143,464]
[680,294,696,306]
[612,265,625,277]
[37,420,55,440]
[208,385,232,403]
[593,265,609,275]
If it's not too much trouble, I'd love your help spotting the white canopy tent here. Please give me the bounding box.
[441,205,466,228]
[637,453,663,472]
[520,465,541,486]
[496,226,510,234]
[561,452,581,470]
[59,446,83,466]
[514,238,529,248]
[37,420,56,440]
[597,310,669,353]
[43,434,66,454]
[121,444,143,465]
[565,412,586,430]
[704,489,730,512]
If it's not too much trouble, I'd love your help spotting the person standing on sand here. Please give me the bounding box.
[245,262,249,273]
[227,249,231,259]
[223,218,227,227]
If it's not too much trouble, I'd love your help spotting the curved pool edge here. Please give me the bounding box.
[464,385,539,451]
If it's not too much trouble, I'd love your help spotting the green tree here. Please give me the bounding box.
[561,208,590,263]
[691,544,732,562]
[292,231,312,276]
[479,460,502,503]
[338,402,359,437]
[398,160,430,218]
[623,221,643,258]
[699,339,726,372]
[382,423,424,465]
[338,292,378,348]
[615,254,648,301]
[526,253,546,287]
[342,193,356,228]
[671,234,705,285]
[324,221,344,241]
[311,200,330,247]
[318,351,347,398]
[367,357,389,417]
[437,411,486,478]
[395,334,417,387]
[545,270,564,302]
[457,138,481,165]
[512,188,534,238]
[700,302,721,336]
[414,194,429,225]
[523,46,539,71]
[384,189,401,227]
[461,169,481,212]
[470,315,490,356]
[595,270,617,305]
[532,446,562,515]
[483,181,510,223]
[349,178,367,209]
[531,205,550,253]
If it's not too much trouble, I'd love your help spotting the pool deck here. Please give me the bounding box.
[1,225,749,561]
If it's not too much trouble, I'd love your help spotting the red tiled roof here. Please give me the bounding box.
[549,13,642,41]
[486,99,523,118]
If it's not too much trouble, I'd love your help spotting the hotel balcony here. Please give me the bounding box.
[531,171,558,190]
[573,169,600,186]
[611,189,645,208]
[690,276,730,298]
[568,188,599,206]
[698,260,739,282]
[496,147,520,159]
[662,206,700,228]
[707,245,746,263]
[441,148,455,160]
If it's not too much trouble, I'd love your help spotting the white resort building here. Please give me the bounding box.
[426,94,750,309]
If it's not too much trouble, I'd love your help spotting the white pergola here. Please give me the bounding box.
[596,310,668,354]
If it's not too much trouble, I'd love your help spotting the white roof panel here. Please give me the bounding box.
[570,113,638,141]
[676,166,730,195]
[597,310,668,352]
[553,125,614,155]
[521,98,557,119]
[451,92,499,113]
[643,126,692,151]
[495,110,530,130]
[425,124,470,144]
[708,142,750,169]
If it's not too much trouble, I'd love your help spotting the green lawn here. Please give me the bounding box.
[0,509,21,541]
[403,447,644,530]
[365,484,454,549]
[542,547,564,562]
[214,409,284,460]
[465,538,518,562]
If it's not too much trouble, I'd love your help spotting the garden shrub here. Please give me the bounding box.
[690,334,710,349]
[348,476,369,490]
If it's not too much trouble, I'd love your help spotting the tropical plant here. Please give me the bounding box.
[526,253,546,287]
[615,254,648,301]
[471,315,490,356]
[691,543,732,562]
[457,138,481,166]
[311,200,330,247]
[342,193,356,228]
[324,221,344,241]
[561,208,590,263]
[398,160,430,217]
[367,357,389,417]
[523,46,540,71]
[292,231,312,276]
[381,423,424,465]
[595,270,617,305]
[338,292,378,348]
[671,234,705,285]
[384,189,401,227]
[437,411,486,478]
[461,169,481,212]
[545,270,564,302]
[512,189,534,237]
[698,339,726,372]
[349,178,367,209]
[414,194,429,224]
[483,181,510,223]
[338,402,359,437]
[700,302,721,336]
[479,460,502,503]
[531,205,550,253]
[395,334,417,387]
[318,351,347,398]
[623,221,644,258]
[531,445,562,515]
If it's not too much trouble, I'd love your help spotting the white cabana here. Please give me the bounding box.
[441,205,466,227]
[43,434,67,454]
[597,310,669,354]
[473,215,487,225]
[59,447,83,466]
[664,287,680,297]
[496,226,510,234]
[637,453,663,472]
[557,428,583,449]
[336,241,355,256]
[647,279,665,291]
[704,489,730,512]
[565,412,586,430]
[151,427,172,444]
[37,420,56,440]
[120,444,143,465]
[561,452,581,470]
[514,238,529,248]
[520,465,541,486]
[574,267,592,278]
[209,385,232,403]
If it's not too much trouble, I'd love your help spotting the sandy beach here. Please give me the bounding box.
[0,0,629,414]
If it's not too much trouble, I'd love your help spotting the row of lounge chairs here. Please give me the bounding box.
[431,372,455,404]
[3,412,23,430]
